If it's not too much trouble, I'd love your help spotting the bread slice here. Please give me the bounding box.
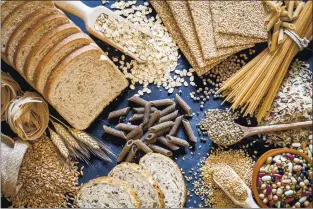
[1,1,24,23]
[109,163,165,208]
[1,1,55,56]
[139,153,187,208]
[14,13,69,74]
[76,176,140,208]
[34,33,93,94]
[44,44,128,130]
[24,23,80,82]
[6,7,62,67]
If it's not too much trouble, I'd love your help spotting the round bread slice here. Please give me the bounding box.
[139,153,187,208]
[6,7,62,67]
[44,44,128,130]
[76,176,140,208]
[14,13,69,74]
[34,33,93,94]
[1,1,55,56]
[24,23,81,82]
[109,162,165,208]
[1,1,24,23]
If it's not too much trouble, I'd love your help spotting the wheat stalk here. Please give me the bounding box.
[49,128,69,159]
[68,128,100,149]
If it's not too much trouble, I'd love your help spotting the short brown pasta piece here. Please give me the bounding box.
[128,95,148,106]
[169,115,183,136]
[146,110,161,129]
[157,136,180,151]
[133,107,158,114]
[145,133,157,143]
[107,107,130,119]
[148,144,173,157]
[126,124,143,140]
[125,145,138,162]
[117,140,134,162]
[103,125,127,140]
[151,99,174,107]
[154,127,171,137]
[160,104,176,117]
[175,94,192,116]
[129,113,144,122]
[116,123,138,132]
[149,121,175,132]
[158,110,178,123]
[134,140,153,153]
[182,119,197,142]
[143,102,152,125]
[166,135,190,147]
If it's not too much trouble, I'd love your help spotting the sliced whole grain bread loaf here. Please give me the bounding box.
[6,7,62,66]
[44,44,129,130]
[34,33,93,94]
[24,23,80,82]
[139,153,187,208]
[109,162,165,208]
[1,1,24,23]
[14,13,69,74]
[1,1,55,56]
[76,176,140,208]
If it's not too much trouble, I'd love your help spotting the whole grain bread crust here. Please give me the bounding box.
[34,32,92,92]
[6,7,62,67]
[139,153,187,208]
[76,176,140,208]
[23,22,80,81]
[109,162,165,208]
[13,13,69,74]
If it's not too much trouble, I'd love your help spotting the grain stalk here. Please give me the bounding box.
[49,128,69,160]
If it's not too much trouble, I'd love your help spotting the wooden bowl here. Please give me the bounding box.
[252,148,313,208]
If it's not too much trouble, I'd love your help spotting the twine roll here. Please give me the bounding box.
[6,92,49,141]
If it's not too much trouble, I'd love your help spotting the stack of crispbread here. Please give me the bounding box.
[150,0,268,76]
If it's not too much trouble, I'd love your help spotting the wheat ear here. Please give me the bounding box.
[49,128,69,159]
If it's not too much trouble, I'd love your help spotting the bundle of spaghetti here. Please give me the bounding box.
[218,1,312,122]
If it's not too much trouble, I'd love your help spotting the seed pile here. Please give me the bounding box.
[95,1,182,94]
[192,149,254,208]
[214,165,248,203]
[199,109,244,146]
[260,60,312,147]
[103,95,197,161]
[10,136,80,208]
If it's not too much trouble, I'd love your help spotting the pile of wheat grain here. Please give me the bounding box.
[10,135,80,208]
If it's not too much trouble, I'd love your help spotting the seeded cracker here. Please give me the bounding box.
[210,1,268,39]
[166,0,205,68]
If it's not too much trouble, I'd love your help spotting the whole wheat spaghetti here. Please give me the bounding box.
[218,1,312,122]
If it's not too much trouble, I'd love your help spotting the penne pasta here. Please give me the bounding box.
[169,115,184,135]
[292,2,305,20]
[182,119,197,142]
[126,123,143,140]
[265,1,281,12]
[268,31,272,49]
[157,136,180,151]
[107,107,130,119]
[145,133,157,143]
[266,12,280,31]
[151,99,174,107]
[278,28,285,44]
[125,145,138,162]
[116,123,138,132]
[287,0,295,19]
[117,140,133,162]
[133,106,158,114]
[160,103,176,117]
[128,95,148,106]
[143,102,152,125]
[103,125,127,140]
[158,110,179,123]
[265,10,276,22]
[154,127,171,137]
[270,30,279,52]
[175,94,192,116]
[134,140,153,153]
[148,144,173,157]
[282,22,296,30]
[149,121,175,132]
[146,110,161,129]
[280,16,292,22]
[166,135,190,147]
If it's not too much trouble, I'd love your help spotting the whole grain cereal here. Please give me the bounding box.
[10,136,80,208]
[260,60,312,147]
[192,149,254,208]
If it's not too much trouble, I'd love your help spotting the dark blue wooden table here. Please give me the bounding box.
[1,1,312,208]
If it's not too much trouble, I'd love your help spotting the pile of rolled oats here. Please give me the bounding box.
[260,60,312,146]
[95,1,182,94]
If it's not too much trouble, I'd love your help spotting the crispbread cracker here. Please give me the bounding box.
[210,0,267,39]
[166,0,205,68]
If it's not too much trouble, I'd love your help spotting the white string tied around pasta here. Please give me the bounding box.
[284,29,310,51]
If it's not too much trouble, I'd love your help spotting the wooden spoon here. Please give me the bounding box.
[213,120,312,146]
[54,1,152,63]
[213,165,259,208]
